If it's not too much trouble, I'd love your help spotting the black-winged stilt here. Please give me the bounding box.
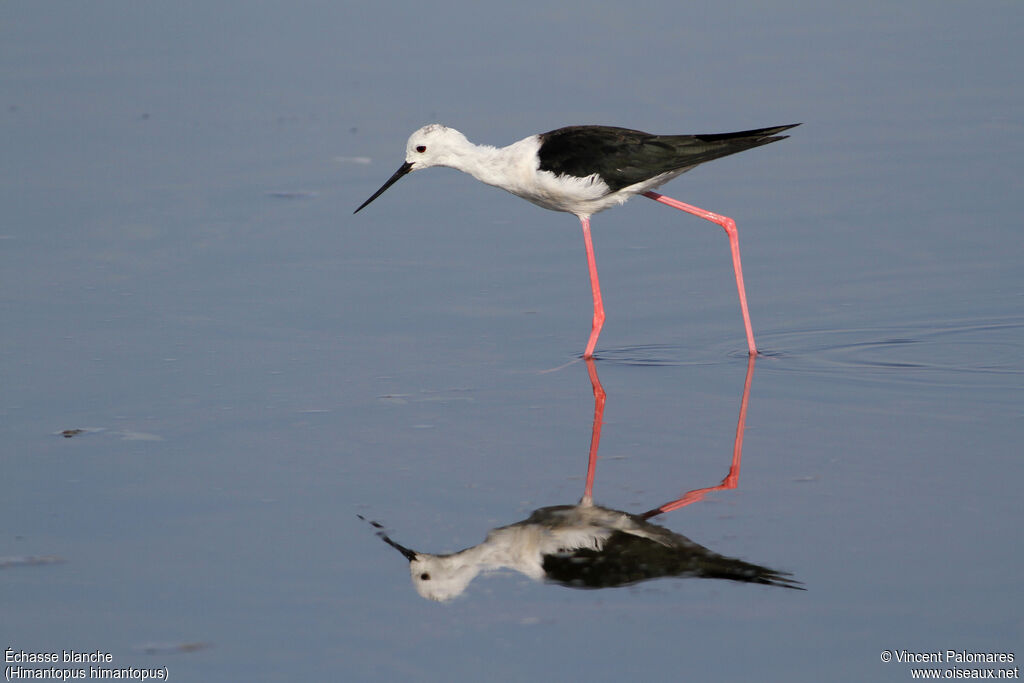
[364,356,802,602]
[361,356,803,601]
[365,501,801,600]
[355,123,799,357]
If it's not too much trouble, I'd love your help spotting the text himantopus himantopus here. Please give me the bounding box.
[355,123,799,357]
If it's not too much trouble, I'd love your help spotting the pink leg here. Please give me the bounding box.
[641,353,755,519]
[580,357,606,506]
[579,216,605,359]
[643,191,758,356]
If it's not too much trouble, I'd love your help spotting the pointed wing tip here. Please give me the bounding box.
[766,123,801,137]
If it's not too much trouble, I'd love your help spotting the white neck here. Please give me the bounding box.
[436,136,539,196]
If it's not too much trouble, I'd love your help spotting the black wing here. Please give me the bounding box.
[537,124,799,192]
[541,530,804,590]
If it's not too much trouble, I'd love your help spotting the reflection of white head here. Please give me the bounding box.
[362,518,490,602]
[409,554,481,603]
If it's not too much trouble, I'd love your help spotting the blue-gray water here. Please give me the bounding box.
[2,2,1021,681]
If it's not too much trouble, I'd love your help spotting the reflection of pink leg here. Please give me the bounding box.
[642,354,756,518]
[579,216,605,359]
[580,357,605,506]
[643,191,758,356]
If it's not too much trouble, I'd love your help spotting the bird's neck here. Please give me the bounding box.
[436,524,547,579]
[440,139,527,192]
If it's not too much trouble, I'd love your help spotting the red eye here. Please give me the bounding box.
[416,145,426,153]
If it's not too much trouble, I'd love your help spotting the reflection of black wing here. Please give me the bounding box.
[541,531,804,590]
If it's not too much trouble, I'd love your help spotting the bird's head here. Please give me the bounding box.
[403,124,469,170]
[408,553,478,603]
[359,515,477,602]
[353,124,469,213]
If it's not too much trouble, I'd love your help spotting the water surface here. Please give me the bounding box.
[2,2,1021,681]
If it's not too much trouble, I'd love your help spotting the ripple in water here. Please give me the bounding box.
[578,318,1023,390]
[754,317,1024,388]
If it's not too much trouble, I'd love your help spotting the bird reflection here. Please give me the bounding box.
[365,356,802,601]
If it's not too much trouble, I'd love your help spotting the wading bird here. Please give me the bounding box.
[355,123,798,357]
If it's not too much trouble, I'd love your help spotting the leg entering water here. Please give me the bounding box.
[579,215,605,359]
[643,191,758,356]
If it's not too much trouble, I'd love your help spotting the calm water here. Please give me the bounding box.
[3,2,1021,681]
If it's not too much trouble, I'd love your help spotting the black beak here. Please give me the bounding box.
[354,161,413,214]
[358,514,418,562]
[379,533,418,562]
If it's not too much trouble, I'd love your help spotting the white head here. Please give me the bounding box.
[365,519,480,602]
[353,124,469,213]
[409,553,480,602]
[403,124,470,171]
